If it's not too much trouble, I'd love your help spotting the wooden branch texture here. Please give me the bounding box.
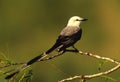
[59,51,120,82]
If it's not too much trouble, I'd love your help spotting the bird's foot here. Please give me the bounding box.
[72,46,79,52]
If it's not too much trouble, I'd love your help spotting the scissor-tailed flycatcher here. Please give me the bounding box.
[46,16,87,54]
[5,16,87,79]
[27,16,87,65]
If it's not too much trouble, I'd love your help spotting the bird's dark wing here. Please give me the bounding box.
[46,28,82,54]
[56,28,82,48]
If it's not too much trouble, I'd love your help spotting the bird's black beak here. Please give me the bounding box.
[81,18,88,21]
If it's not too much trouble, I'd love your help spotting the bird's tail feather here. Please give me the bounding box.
[27,43,60,65]
[45,43,60,54]
[5,43,60,80]
[26,42,60,66]
[27,53,44,65]
[5,53,46,80]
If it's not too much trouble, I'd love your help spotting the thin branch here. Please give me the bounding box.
[0,62,26,70]
[59,51,120,82]
[2,52,63,78]
[40,52,64,61]
[4,50,120,82]
[0,52,63,70]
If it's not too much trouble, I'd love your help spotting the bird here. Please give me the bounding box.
[27,16,87,65]
[46,16,87,54]
[5,16,87,79]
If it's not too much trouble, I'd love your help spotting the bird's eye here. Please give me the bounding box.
[76,19,80,21]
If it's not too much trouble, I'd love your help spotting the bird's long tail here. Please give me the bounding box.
[46,43,60,54]
[27,42,60,65]
[5,53,46,80]
[5,43,60,80]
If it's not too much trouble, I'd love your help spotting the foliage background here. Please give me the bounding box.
[0,0,120,82]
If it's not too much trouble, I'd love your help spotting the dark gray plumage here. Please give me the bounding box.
[46,26,82,54]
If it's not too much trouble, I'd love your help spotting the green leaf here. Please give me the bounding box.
[98,60,108,70]
[101,75,117,82]
[0,52,8,60]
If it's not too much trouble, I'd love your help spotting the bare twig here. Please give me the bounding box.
[0,62,26,70]
[59,51,120,82]
[40,52,64,61]
[3,50,120,82]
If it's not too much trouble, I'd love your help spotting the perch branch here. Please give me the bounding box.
[4,50,120,82]
[59,50,120,82]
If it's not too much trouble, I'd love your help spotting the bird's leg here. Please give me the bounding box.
[72,45,79,52]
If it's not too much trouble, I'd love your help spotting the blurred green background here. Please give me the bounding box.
[0,0,120,82]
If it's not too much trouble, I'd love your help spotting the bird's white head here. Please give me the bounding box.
[67,16,87,27]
